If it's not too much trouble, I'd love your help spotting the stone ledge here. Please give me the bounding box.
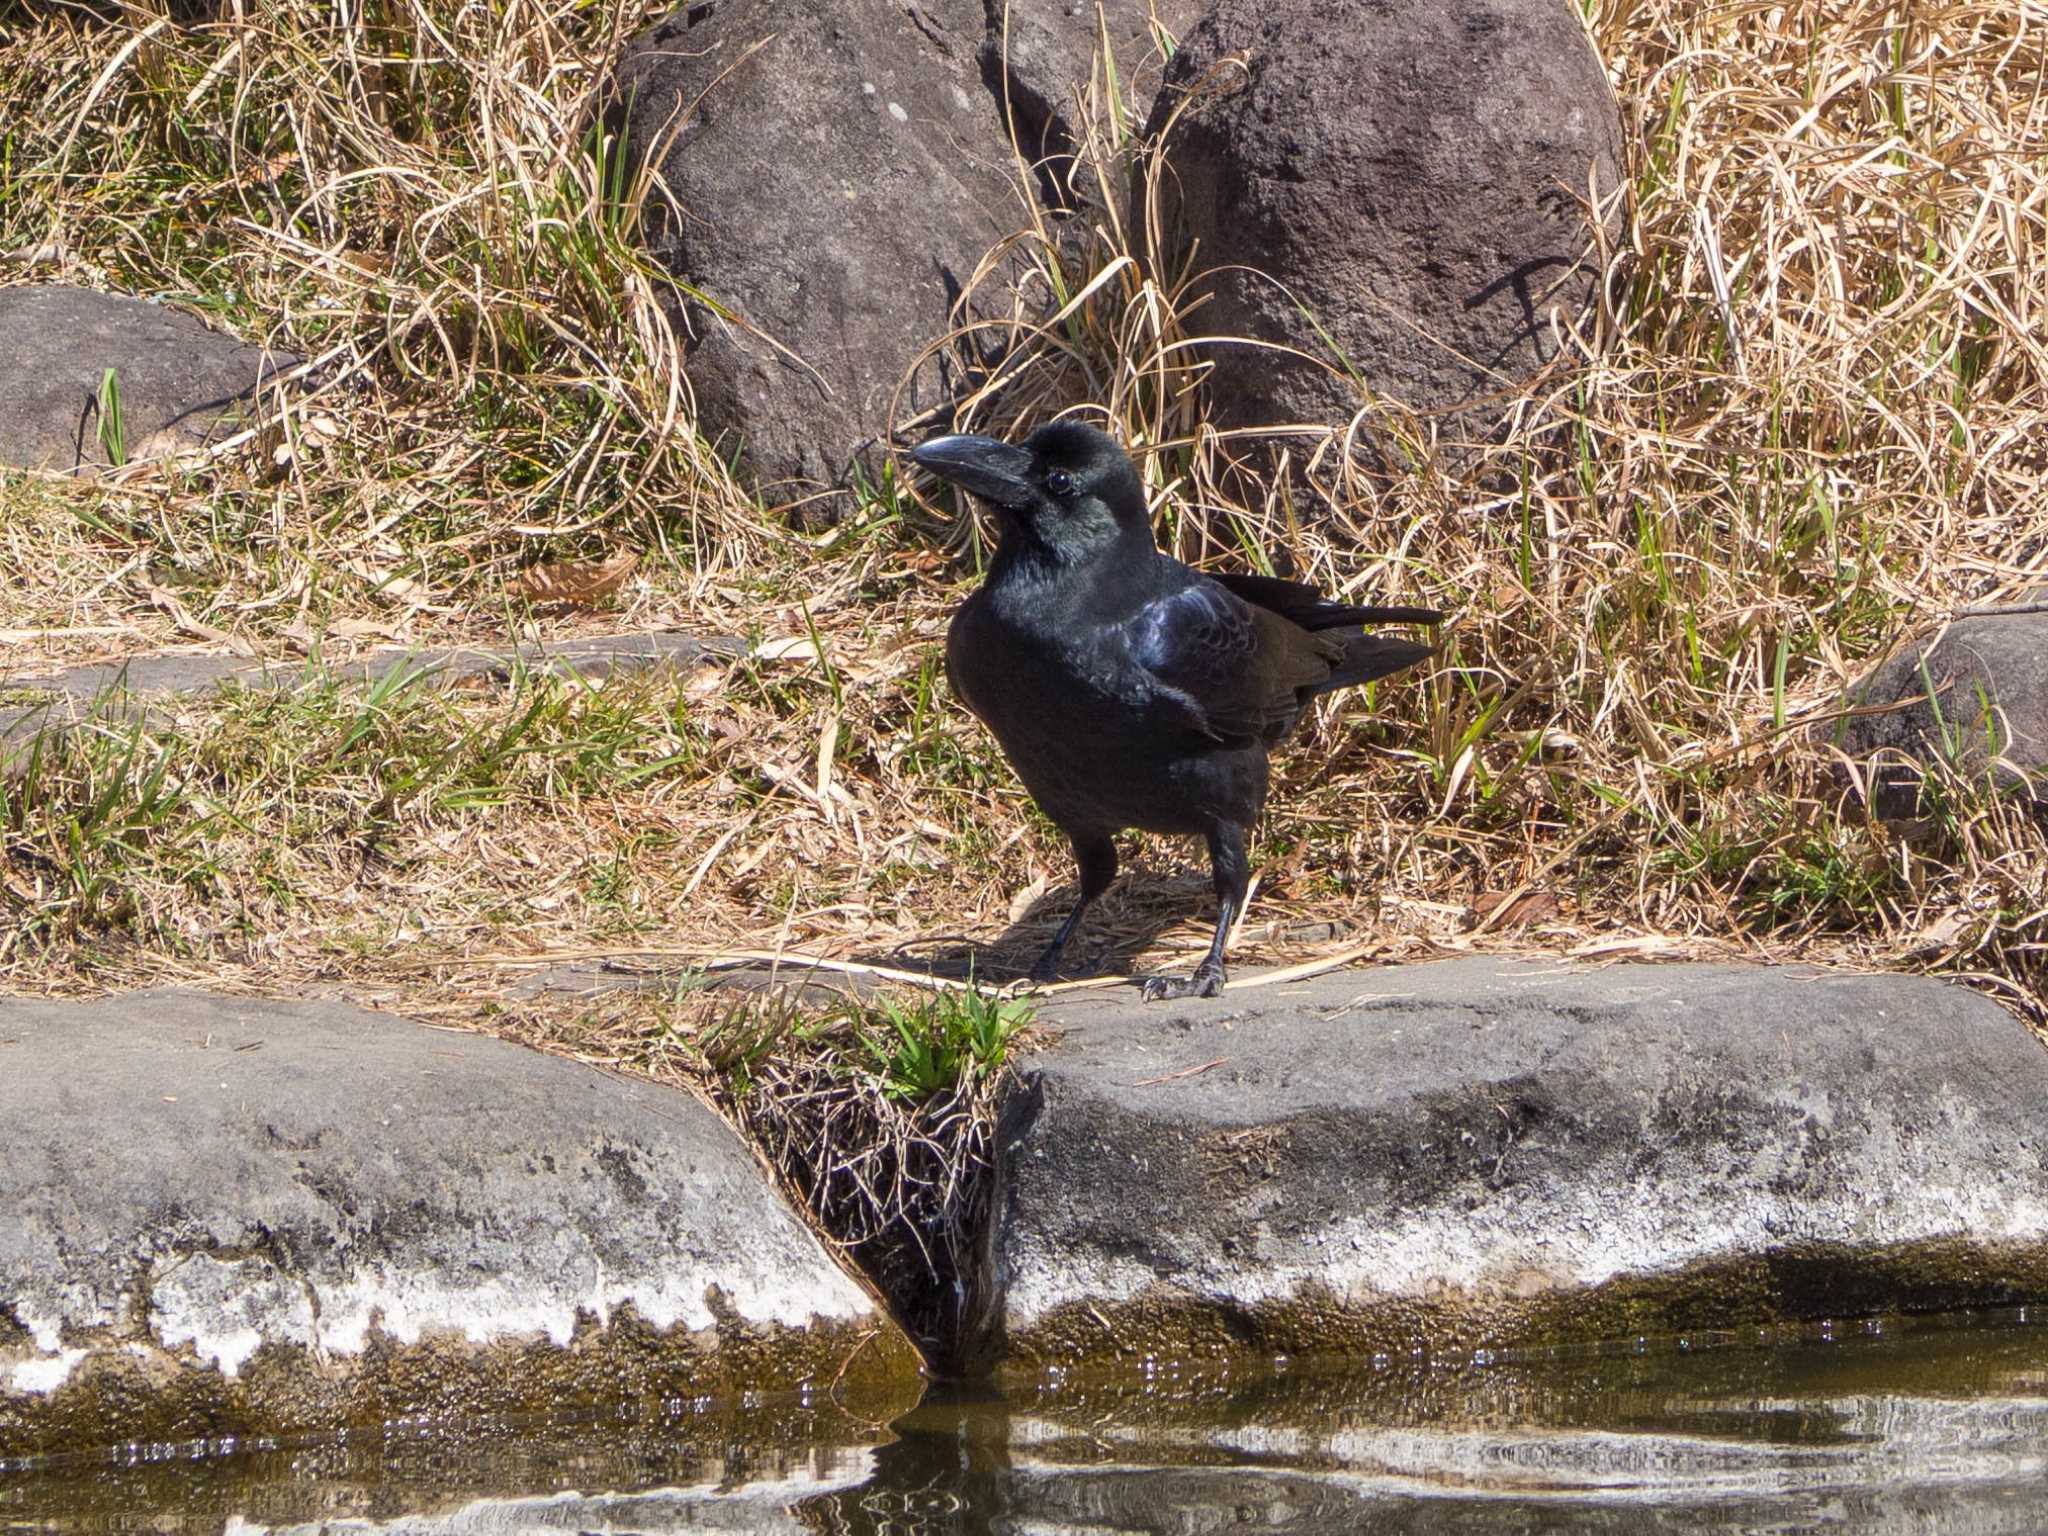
[989,958,2048,1369]
[0,991,916,1457]
[0,632,738,748]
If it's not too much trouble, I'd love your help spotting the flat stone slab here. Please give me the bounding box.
[991,958,2048,1368]
[0,632,737,747]
[0,991,915,1458]
[0,286,296,473]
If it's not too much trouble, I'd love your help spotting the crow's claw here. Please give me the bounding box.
[1140,963,1225,1002]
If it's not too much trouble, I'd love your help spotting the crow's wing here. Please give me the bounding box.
[1208,571,1442,631]
[1123,578,1336,746]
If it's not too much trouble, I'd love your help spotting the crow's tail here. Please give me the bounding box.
[1313,634,1437,696]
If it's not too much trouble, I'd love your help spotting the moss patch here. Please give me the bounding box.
[0,1301,918,1462]
[993,1239,2048,1379]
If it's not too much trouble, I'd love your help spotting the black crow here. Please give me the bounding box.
[912,421,1440,999]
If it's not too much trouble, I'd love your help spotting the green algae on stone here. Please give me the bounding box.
[0,1307,918,1463]
[993,1239,2048,1378]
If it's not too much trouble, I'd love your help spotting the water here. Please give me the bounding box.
[10,1310,2048,1533]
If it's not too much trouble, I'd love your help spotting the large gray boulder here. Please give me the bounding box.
[1829,604,2048,816]
[0,286,295,474]
[1146,0,1624,453]
[617,0,1004,502]
[989,958,2048,1367]
[614,0,1193,507]
[0,991,916,1458]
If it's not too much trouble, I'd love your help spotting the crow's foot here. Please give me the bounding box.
[1027,946,1069,985]
[1140,962,1225,1002]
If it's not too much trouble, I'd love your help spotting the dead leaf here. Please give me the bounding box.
[146,585,253,655]
[508,549,640,606]
[1007,873,1051,926]
[754,635,824,663]
[330,617,401,642]
[1567,934,1690,959]
[1908,911,1971,955]
[4,237,65,267]
[729,840,776,881]
[683,663,728,700]
[1438,743,1476,817]
[347,560,429,605]
[283,615,400,656]
[815,708,841,825]
[1466,888,1562,930]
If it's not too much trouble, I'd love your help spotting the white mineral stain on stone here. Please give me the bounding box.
[3,993,898,1428]
[952,84,972,110]
[2,1301,106,1395]
[151,1255,312,1376]
[8,1347,85,1395]
[18,1305,70,1356]
[143,1240,872,1372]
[1003,1102,2048,1330]
[887,102,908,123]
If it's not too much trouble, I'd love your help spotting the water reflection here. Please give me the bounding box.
[11,1311,2048,1533]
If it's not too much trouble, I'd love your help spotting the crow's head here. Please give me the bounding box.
[911,421,1151,562]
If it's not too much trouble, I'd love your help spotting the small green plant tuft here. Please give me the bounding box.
[96,368,126,467]
[698,979,1033,1365]
[859,985,1034,1101]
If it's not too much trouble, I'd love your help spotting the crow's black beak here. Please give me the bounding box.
[911,434,1037,509]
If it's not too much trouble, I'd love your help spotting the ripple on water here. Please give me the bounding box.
[9,1308,2048,1534]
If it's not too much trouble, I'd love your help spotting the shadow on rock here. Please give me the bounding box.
[856,865,1222,989]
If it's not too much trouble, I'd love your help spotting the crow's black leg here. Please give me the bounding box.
[1143,821,1250,1002]
[1027,833,1118,984]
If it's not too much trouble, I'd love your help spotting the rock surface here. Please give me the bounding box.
[0,991,915,1457]
[982,0,1202,191]
[614,0,1190,505]
[0,286,296,473]
[990,958,2048,1367]
[617,0,1016,503]
[1147,0,1623,449]
[1830,604,2048,815]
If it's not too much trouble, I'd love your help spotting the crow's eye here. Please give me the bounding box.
[1045,469,1074,497]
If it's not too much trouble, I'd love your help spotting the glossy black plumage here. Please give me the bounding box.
[913,421,1439,999]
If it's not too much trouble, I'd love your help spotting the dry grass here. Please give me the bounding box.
[0,0,772,671]
[2,0,2045,1057]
